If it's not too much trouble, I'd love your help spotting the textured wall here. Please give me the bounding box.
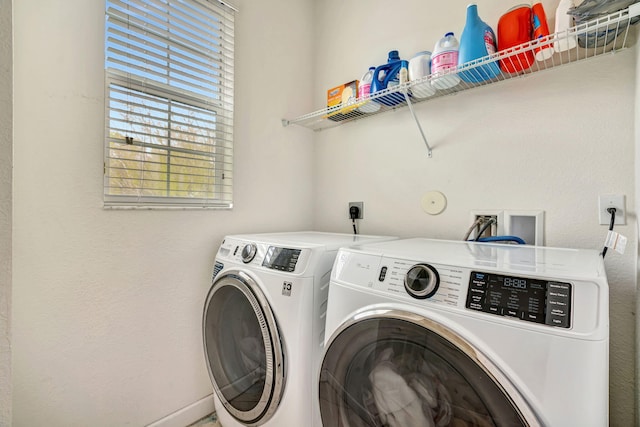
[0,0,12,425]
[11,0,314,425]
[636,37,640,427]
[311,1,637,425]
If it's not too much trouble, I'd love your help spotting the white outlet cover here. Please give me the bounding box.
[598,194,626,225]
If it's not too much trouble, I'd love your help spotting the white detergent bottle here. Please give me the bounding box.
[357,67,381,113]
[431,32,461,90]
[554,0,577,52]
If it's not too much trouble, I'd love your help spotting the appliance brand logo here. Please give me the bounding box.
[282,281,292,296]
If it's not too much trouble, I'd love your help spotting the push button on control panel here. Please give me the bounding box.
[488,306,500,314]
[466,272,487,310]
[505,309,519,318]
[468,287,485,305]
[378,266,388,282]
[545,282,571,328]
[525,312,544,323]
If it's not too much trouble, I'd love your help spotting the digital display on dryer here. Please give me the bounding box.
[466,271,572,328]
[262,247,301,272]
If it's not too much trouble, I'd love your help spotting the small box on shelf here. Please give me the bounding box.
[326,80,362,122]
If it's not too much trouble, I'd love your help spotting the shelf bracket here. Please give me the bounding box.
[402,88,432,158]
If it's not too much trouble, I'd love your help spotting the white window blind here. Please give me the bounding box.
[104,0,235,208]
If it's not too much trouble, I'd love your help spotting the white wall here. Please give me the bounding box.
[11,0,314,425]
[312,1,637,425]
[0,0,12,425]
[636,35,640,427]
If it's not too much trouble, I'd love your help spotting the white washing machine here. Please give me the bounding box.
[202,231,396,427]
[319,238,609,427]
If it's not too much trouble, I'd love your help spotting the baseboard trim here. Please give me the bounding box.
[146,394,215,427]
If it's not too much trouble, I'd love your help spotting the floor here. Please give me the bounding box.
[188,412,222,427]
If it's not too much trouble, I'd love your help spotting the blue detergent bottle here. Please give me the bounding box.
[371,51,408,106]
[458,4,501,83]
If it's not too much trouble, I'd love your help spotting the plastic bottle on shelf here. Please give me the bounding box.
[554,0,577,52]
[532,3,554,61]
[371,51,408,106]
[497,5,534,73]
[357,67,381,113]
[458,4,501,83]
[409,51,436,98]
[431,32,461,90]
[399,63,408,84]
[408,51,431,81]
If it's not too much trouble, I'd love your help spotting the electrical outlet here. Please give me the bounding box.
[598,194,626,225]
[348,202,363,219]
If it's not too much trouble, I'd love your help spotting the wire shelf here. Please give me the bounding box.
[282,4,640,132]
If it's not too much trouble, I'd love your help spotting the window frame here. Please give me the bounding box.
[103,0,235,209]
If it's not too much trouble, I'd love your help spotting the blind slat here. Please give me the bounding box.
[128,0,236,36]
[106,3,233,62]
[106,16,233,66]
[127,0,234,47]
[108,80,232,120]
[106,29,229,76]
[106,43,226,83]
[108,71,233,112]
[107,56,225,98]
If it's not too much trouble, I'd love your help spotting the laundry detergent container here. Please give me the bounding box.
[458,3,501,83]
[498,5,534,73]
[371,51,409,107]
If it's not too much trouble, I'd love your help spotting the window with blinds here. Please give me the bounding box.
[104,0,234,208]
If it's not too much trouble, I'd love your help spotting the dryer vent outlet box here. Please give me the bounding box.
[504,210,544,246]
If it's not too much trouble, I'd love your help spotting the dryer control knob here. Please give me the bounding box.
[241,243,257,263]
[405,264,440,299]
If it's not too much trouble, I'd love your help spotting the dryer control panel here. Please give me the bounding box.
[215,238,309,274]
[262,246,302,272]
[466,271,572,328]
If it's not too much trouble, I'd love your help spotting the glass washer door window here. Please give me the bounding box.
[319,310,541,427]
[203,272,285,425]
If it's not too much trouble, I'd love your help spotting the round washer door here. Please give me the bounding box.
[319,309,541,427]
[203,271,285,426]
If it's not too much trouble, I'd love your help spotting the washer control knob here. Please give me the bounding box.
[241,243,257,263]
[405,264,440,299]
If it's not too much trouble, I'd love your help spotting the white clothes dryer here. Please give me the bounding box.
[203,231,396,427]
[319,238,609,427]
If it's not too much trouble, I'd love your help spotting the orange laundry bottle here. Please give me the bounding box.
[532,3,554,61]
[498,5,534,73]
